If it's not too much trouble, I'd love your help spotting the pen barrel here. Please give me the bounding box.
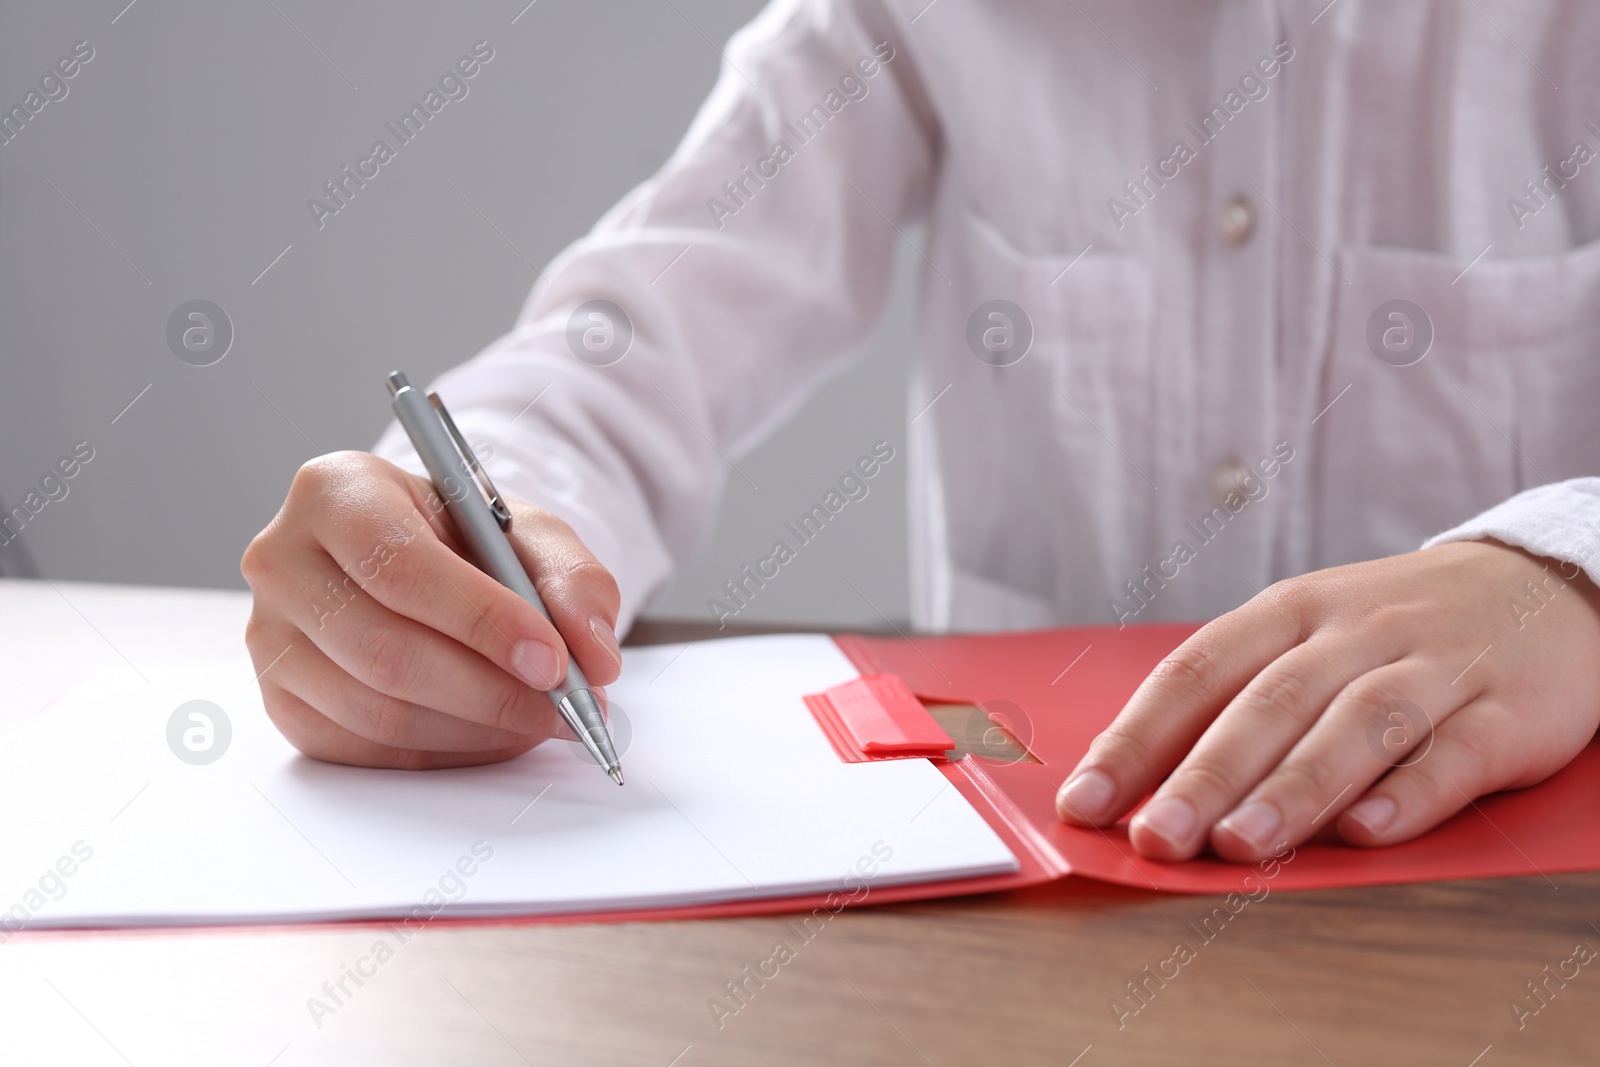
[389,381,593,704]
[561,687,621,772]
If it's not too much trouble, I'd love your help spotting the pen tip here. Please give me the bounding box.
[608,766,624,786]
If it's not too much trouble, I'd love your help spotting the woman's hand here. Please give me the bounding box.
[241,452,623,769]
[1056,541,1600,861]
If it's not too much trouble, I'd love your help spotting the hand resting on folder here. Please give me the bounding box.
[241,452,624,769]
[1057,541,1600,864]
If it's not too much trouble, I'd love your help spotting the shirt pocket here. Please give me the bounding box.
[1314,239,1600,564]
[932,206,1157,608]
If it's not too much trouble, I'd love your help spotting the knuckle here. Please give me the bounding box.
[356,622,420,694]
[536,553,616,598]
[485,678,534,734]
[366,692,416,748]
[562,559,621,613]
[1241,669,1315,728]
[243,611,271,654]
[1269,759,1338,806]
[1172,758,1242,805]
[1090,722,1157,773]
[1146,644,1221,703]
[239,525,284,589]
[239,536,266,587]
[288,453,388,527]
[462,600,514,660]
[1251,576,1323,631]
[1341,673,1406,715]
[1261,575,1311,610]
[288,454,338,502]
[292,451,368,493]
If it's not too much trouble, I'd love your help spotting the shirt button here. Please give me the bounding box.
[1217,196,1254,245]
[1211,457,1253,505]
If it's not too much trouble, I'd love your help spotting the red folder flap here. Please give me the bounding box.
[804,673,954,762]
[834,625,1600,894]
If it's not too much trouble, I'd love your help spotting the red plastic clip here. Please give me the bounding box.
[803,673,954,763]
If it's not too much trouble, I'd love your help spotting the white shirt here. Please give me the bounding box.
[376,0,1600,634]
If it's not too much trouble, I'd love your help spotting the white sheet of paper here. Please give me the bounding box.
[0,634,1017,928]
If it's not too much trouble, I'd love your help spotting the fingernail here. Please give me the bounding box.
[511,640,562,690]
[1133,796,1197,849]
[589,615,622,670]
[1057,770,1115,822]
[1344,795,1398,834]
[1217,800,1282,852]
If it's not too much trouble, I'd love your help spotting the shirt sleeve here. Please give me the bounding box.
[1421,478,1600,585]
[372,0,935,634]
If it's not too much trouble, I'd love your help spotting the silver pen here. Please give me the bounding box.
[386,371,623,785]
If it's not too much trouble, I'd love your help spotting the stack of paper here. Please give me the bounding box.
[0,635,1017,930]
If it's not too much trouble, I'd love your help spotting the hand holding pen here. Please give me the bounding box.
[240,378,626,773]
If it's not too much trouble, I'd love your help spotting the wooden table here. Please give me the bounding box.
[2,580,1595,1065]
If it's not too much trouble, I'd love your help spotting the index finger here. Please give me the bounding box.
[1055,587,1308,827]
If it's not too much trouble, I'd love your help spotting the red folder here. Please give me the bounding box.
[821,623,1600,895]
[504,622,1600,927]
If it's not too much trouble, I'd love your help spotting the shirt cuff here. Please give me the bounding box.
[1422,477,1600,586]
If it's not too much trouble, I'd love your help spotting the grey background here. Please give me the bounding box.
[0,0,915,630]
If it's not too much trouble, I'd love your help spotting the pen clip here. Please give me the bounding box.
[429,391,513,531]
